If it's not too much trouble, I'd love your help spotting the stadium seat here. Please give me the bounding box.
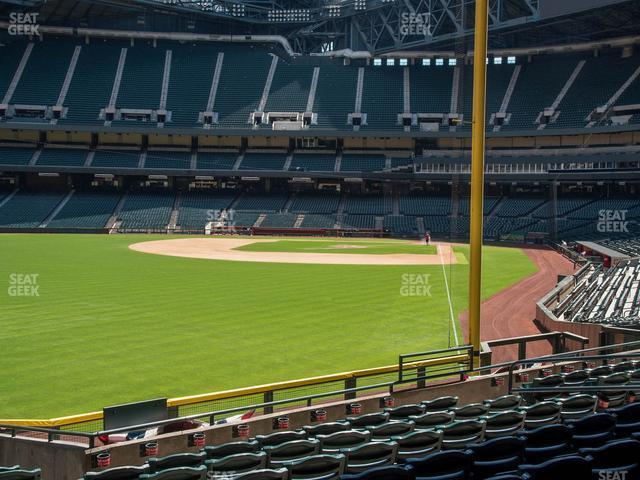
[284,454,346,480]
[449,403,489,420]
[440,420,486,448]
[558,394,597,421]
[597,373,630,408]
[205,452,267,475]
[579,438,640,479]
[566,413,616,447]
[391,430,443,460]
[588,366,613,379]
[346,413,389,428]
[482,411,526,439]
[317,430,371,452]
[302,422,351,436]
[384,404,425,420]
[340,441,399,473]
[518,402,561,429]
[147,452,206,472]
[467,436,526,479]
[83,466,149,480]
[202,440,260,458]
[484,395,523,413]
[527,375,564,401]
[264,439,320,466]
[421,397,458,413]
[607,402,640,436]
[401,450,474,480]
[234,468,290,480]
[517,424,573,463]
[340,464,416,480]
[518,455,592,479]
[367,421,414,441]
[256,431,308,447]
[409,412,454,431]
[0,470,41,480]
[563,370,590,386]
[138,466,207,480]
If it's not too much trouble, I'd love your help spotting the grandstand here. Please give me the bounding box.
[3,0,640,477]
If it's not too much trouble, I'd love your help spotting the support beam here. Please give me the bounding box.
[468,0,489,367]
[2,43,33,104]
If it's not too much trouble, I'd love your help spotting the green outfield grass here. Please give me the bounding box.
[0,234,537,418]
[235,239,438,255]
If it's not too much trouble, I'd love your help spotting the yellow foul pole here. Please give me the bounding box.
[468,0,489,366]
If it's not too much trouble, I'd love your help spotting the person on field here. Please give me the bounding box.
[424,232,431,246]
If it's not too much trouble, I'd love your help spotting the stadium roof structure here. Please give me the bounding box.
[0,0,639,54]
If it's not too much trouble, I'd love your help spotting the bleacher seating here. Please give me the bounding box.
[235,193,289,212]
[384,216,417,236]
[117,191,174,230]
[47,192,120,228]
[343,195,391,215]
[400,195,451,216]
[0,191,64,228]
[301,214,336,229]
[145,151,191,170]
[342,215,377,230]
[177,190,236,231]
[92,150,141,168]
[340,155,386,172]
[0,147,35,166]
[289,192,340,214]
[260,214,298,228]
[240,153,287,171]
[264,62,314,114]
[360,68,403,130]
[36,148,88,167]
[289,153,336,172]
[196,152,238,170]
[313,65,358,130]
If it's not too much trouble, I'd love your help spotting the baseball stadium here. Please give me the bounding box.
[1,0,640,478]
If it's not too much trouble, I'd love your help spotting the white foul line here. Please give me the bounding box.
[438,244,459,346]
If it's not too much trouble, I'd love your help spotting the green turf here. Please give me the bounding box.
[0,234,537,418]
[235,239,438,255]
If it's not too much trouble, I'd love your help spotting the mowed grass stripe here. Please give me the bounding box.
[0,234,536,417]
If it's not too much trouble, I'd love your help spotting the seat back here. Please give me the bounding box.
[346,413,389,428]
[139,466,208,480]
[317,430,371,452]
[384,404,425,420]
[450,403,490,420]
[392,430,443,460]
[519,401,561,428]
[148,452,206,472]
[205,452,268,474]
[483,411,525,438]
[408,411,454,429]
[484,395,523,412]
[367,421,414,440]
[579,438,640,470]
[340,441,398,473]
[467,436,525,460]
[83,466,149,480]
[0,470,42,480]
[202,441,260,459]
[234,468,290,480]
[264,440,320,465]
[559,394,597,421]
[566,413,616,435]
[286,454,346,480]
[421,396,458,412]
[519,455,591,479]
[562,370,589,386]
[441,419,486,448]
[339,465,416,480]
[256,431,308,448]
[302,422,350,437]
[518,424,572,447]
[403,450,473,477]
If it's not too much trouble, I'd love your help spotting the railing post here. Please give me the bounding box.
[518,340,526,360]
[417,366,426,389]
[345,377,357,400]
[263,391,274,415]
